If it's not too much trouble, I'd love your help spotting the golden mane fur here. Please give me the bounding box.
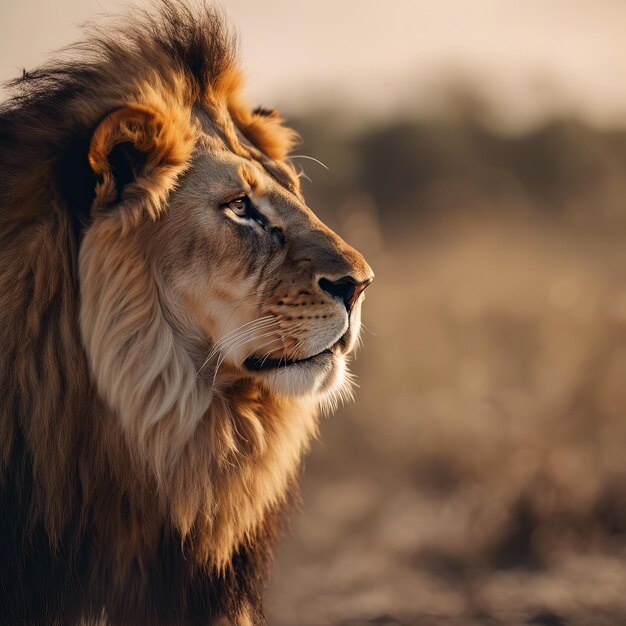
[0,3,372,624]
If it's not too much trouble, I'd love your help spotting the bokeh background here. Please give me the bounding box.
[3,2,626,625]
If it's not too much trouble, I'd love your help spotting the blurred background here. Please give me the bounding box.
[3,2,626,624]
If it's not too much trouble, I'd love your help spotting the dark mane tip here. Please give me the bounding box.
[253,106,277,118]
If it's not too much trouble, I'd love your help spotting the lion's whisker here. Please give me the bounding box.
[360,323,376,336]
[288,154,330,171]
[206,316,276,357]
[217,285,279,337]
[211,326,280,374]
[197,317,278,376]
[210,327,281,388]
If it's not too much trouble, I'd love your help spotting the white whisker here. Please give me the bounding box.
[196,316,278,376]
[288,154,330,170]
[360,323,376,336]
[208,316,275,354]
[213,326,280,373]
[217,284,279,338]
[211,327,281,389]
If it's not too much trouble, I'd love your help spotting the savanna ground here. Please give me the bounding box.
[266,108,626,625]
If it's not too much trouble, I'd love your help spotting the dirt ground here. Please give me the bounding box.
[265,214,626,626]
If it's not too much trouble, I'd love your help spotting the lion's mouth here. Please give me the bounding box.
[244,348,333,372]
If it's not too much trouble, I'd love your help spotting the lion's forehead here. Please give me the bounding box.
[178,144,297,207]
[193,107,301,193]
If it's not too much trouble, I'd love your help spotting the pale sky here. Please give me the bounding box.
[2,0,626,129]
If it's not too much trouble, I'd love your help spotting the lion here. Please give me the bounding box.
[0,2,373,625]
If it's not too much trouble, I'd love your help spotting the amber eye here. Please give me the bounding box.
[227,195,251,217]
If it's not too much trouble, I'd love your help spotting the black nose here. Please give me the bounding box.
[318,276,372,313]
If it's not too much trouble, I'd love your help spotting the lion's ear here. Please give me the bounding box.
[230,104,299,161]
[221,71,299,161]
[88,104,194,220]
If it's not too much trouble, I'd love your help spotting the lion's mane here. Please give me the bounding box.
[0,3,314,624]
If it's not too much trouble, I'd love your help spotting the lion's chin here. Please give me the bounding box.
[253,350,348,400]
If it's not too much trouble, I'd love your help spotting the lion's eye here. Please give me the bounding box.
[222,194,271,233]
[226,195,251,217]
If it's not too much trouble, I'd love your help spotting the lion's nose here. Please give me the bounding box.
[318,275,373,313]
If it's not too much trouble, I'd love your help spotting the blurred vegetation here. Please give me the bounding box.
[291,108,626,236]
[267,104,626,625]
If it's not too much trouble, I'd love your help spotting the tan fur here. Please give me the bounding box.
[0,3,372,623]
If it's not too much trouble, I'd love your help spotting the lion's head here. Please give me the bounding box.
[0,1,372,583]
[81,91,372,468]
